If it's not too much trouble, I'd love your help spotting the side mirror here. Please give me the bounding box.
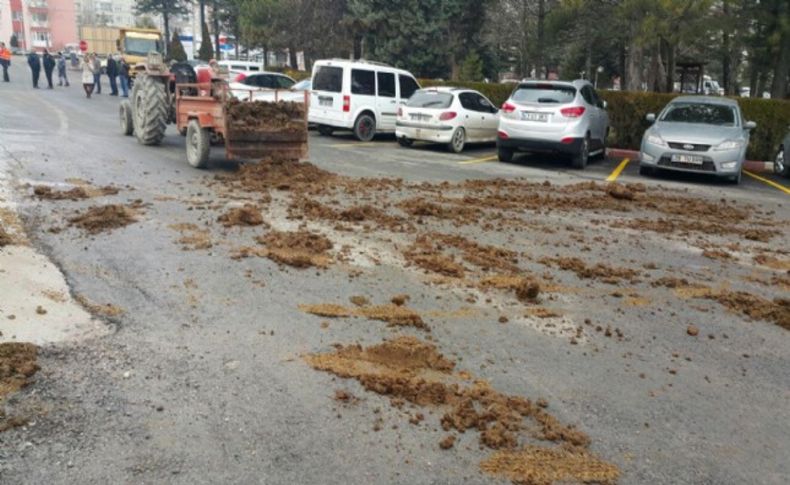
[744,121,756,130]
[646,113,656,123]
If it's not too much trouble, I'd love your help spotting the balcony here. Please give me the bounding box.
[28,1,48,7]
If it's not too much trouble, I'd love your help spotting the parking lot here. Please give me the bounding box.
[1,64,789,485]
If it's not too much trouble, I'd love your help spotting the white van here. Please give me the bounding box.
[309,59,421,141]
[218,60,263,72]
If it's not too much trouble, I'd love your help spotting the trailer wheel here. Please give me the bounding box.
[186,120,210,169]
[133,74,169,146]
[120,100,133,136]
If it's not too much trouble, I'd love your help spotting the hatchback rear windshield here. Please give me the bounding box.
[406,91,453,109]
[313,65,343,93]
[660,103,736,126]
[511,84,576,104]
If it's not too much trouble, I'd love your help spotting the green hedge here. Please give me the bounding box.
[419,80,789,161]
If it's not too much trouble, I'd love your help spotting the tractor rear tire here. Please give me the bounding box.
[133,74,169,146]
[186,120,210,169]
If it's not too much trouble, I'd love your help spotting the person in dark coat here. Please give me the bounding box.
[42,49,56,89]
[119,57,130,97]
[106,55,118,96]
[57,52,69,86]
[92,54,102,94]
[27,51,41,88]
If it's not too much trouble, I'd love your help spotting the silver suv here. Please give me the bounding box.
[497,80,609,168]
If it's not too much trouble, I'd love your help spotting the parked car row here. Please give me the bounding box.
[219,58,780,185]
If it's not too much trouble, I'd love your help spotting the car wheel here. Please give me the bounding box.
[638,164,654,177]
[728,170,742,185]
[318,125,333,136]
[597,129,609,159]
[571,136,589,169]
[498,147,514,163]
[775,147,787,176]
[448,127,466,153]
[353,113,376,142]
[398,137,413,148]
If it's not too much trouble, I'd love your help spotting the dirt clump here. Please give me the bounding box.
[541,256,639,283]
[217,204,266,227]
[33,185,119,200]
[753,254,790,271]
[403,240,465,278]
[606,184,635,201]
[226,99,305,132]
[307,336,611,479]
[687,325,700,336]
[0,343,39,401]
[218,158,336,195]
[0,225,12,247]
[391,294,409,306]
[74,295,124,317]
[169,223,213,250]
[479,275,541,302]
[256,230,332,268]
[350,295,370,307]
[527,307,562,319]
[68,203,139,234]
[439,435,456,449]
[652,276,690,288]
[702,248,731,260]
[707,291,790,330]
[300,302,426,329]
[480,446,620,485]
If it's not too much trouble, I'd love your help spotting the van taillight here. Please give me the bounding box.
[343,95,350,112]
[397,106,402,117]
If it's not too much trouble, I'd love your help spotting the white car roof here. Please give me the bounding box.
[313,58,415,77]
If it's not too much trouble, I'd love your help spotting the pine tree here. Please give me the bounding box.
[169,29,187,62]
[198,22,215,61]
[459,51,484,82]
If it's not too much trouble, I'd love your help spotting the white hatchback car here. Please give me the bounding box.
[229,72,296,100]
[396,87,499,153]
[309,59,421,141]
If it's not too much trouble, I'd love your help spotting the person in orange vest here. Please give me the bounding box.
[0,42,11,82]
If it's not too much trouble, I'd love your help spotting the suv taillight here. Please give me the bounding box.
[560,106,586,118]
[343,95,350,112]
[502,102,516,113]
[439,111,457,121]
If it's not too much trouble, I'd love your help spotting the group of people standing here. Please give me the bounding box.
[24,49,67,89]
[80,53,130,99]
[0,43,131,100]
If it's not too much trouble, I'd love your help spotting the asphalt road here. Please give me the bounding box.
[1,60,789,485]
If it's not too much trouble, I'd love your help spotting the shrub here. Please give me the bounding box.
[459,51,484,82]
[168,30,187,62]
[421,80,789,160]
[197,22,214,62]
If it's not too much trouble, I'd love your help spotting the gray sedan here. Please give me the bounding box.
[639,96,756,184]
[775,130,790,178]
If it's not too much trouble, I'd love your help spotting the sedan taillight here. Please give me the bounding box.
[560,106,586,118]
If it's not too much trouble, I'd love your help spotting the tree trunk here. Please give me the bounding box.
[749,62,759,98]
[663,39,675,93]
[585,42,592,81]
[770,28,790,99]
[352,34,363,60]
[163,12,170,57]
[619,43,627,90]
[536,0,545,79]
[289,46,298,70]
[721,0,731,95]
[626,41,643,91]
[199,0,205,32]
[213,1,220,59]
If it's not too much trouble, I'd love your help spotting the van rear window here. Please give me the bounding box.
[313,66,343,93]
[511,84,576,104]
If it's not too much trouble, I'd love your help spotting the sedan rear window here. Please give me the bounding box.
[406,91,453,109]
[511,84,576,104]
[313,65,342,93]
[660,103,736,126]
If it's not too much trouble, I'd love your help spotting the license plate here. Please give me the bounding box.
[318,97,333,107]
[410,113,431,121]
[671,154,704,164]
[521,112,548,122]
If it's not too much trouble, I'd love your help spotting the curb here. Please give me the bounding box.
[606,148,774,174]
